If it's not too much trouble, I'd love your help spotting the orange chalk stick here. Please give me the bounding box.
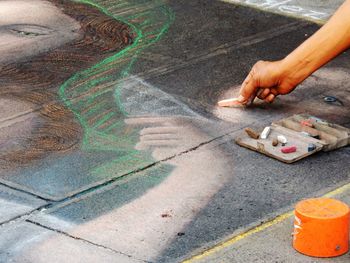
[293,198,350,258]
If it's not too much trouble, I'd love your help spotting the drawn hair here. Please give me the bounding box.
[0,0,134,165]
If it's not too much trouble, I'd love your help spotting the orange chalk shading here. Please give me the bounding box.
[293,198,350,258]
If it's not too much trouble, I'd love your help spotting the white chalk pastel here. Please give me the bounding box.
[277,135,288,144]
[260,126,271,139]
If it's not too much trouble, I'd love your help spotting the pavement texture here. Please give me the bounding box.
[189,184,350,263]
[0,0,349,262]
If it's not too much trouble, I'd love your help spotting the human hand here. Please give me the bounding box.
[218,60,299,107]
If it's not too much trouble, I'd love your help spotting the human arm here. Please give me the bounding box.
[218,0,350,106]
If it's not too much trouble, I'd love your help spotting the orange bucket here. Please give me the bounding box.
[293,198,350,257]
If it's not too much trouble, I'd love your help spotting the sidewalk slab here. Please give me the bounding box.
[0,185,46,224]
[0,221,144,263]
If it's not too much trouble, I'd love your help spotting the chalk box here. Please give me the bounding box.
[235,114,350,163]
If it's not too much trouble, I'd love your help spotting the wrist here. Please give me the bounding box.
[278,55,314,86]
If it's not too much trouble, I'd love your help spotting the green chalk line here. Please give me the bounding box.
[55,0,175,175]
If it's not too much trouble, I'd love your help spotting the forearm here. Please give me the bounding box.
[280,0,350,85]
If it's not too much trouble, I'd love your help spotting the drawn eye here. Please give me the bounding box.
[11,29,43,37]
[9,25,53,37]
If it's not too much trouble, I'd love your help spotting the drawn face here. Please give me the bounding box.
[0,0,81,64]
[0,0,83,163]
[0,0,134,165]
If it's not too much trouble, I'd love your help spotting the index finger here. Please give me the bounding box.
[239,71,259,105]
[217,73,257,107]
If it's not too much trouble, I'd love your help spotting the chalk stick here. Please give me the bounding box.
[245,127,259,139]
[277,135,287,145]
[281,146,297,154]
[218,98,245,108]
[308,143,317,152]
[272,138,278,147]
[260,126,271,139]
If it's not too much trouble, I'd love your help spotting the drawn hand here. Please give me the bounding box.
[218,60,298,106]
[125,116,210,160]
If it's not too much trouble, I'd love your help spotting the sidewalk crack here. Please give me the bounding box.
[26,219,152,263]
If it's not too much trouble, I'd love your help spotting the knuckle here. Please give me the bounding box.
[251,60,267,79]
[256,60,265,65]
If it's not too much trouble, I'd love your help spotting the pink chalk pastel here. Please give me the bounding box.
[281,146,297,154]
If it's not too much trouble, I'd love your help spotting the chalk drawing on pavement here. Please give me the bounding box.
[222,0,333,22]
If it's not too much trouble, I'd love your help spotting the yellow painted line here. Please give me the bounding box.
[183,182,350,262]
[182,211,293,263]
[324,183,350,198]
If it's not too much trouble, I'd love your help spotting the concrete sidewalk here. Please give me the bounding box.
[0,0,349,262]
[185,184,350,262]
